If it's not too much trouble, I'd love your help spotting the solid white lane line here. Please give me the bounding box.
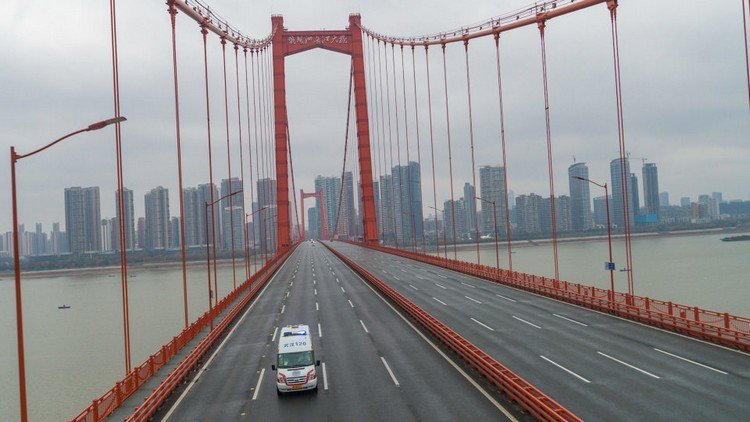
[598,351,661,379]
[381,357,400,386]
[653,348,728,375]
[465,295,482,304]
[360,320,369,333]
[162,265,279,421]
[513,315,541,329]
[340,286,346,293]
[251,368,266,400]
[281,304,285,314]
[322,362,329,390]
[315,302,319,311]
[461,282,476,288]
[409,284,419,290]
[435,283,447,289]
[553,314,588,327]
[471,317,495,331]
[318,323,323,338]
[348,299,354,308]
[393,276,401,280]
[540,356,591,383]
[272,327,278,342]
[432,297,447,306]
[495,294,517,303]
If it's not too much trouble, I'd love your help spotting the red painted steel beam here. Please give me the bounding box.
[171,0,273,49]
[361,0,607,46]
[322,241,580,422]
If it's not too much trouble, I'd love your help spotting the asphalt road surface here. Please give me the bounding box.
[328,241,750,421]
[156,242,513,421]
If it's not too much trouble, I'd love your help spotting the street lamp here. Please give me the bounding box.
[427,205,448,259]
[572,176,616,308]
[9,116,126,422]
[204,189,242,328]
[476,196,499,269]
[246,206,267,274]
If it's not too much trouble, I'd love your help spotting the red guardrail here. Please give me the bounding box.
[356,242,750,352]
[324,241,581,422]
[70,245,297,422]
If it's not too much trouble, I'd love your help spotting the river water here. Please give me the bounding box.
[1,233,748,421]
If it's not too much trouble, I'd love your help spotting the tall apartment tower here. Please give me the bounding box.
[462,182,477,239]
[567,162,593,231]
[379,174,395,243]
[315,175,342,237]
[144,186,170,249]
[642,163,660,217]
[113,188,136,251]
[64,186,102,254]
[256,178,277,254]
[342,171,356,238]
[515,194,543,235]
[610,158,636,228]
[221,177,245,251]
[479,165,508,237]
[444,199,467,242]
[392,162,424,246]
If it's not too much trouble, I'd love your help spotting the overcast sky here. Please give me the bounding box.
[1,0,748,234]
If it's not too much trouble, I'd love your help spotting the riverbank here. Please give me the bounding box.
[0,257,271,280]
[444,226,748,252]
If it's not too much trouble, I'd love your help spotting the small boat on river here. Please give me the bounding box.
[721,235,750,242]
[58,305,71,309]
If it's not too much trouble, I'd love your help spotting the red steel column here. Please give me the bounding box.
[271,15,290,250]
[349,14,379,244]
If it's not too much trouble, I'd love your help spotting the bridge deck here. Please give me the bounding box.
[330,241,750,421]
[155,242,512,421]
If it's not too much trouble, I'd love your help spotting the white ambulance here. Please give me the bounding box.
[271,324,320,395]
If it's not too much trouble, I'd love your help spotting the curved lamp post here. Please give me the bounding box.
[10,116,126,422]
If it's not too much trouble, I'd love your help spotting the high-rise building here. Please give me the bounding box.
[315,175,342,238]
[541,195,572,233]
[198,183,221,247]
[642,163,660,217]
[711,192,723,217]
[113,188,136,251]
[462,182,477,240]
[182,187,201,247]
[392,162,424,246]
[221,177,245,251]
[342,171,356,238]
[101,219,112,251]
[610,158,636,228]
[307,206,321,239]
[256,178,277,253]
[373,179,381,237]
[568,163,593,231]
[515,194,543,235]
[479,165,508,237]
[444,199,467,242]
[64,186,102,254]
[379,174,395,243]
[659,192,670,207]
[593,195,612,227]
[137,217,145,249]
[680,196,691,208]
[169,217,181,248]
[144,186,170,249]
[51,222,67,254]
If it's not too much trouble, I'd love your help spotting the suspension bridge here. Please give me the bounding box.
[5,0,750,420]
